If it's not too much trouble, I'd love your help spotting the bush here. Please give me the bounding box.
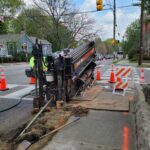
[0,57,13,63]
[143,84,150,105]
[128,49,137,60]
[143,56,150,61]
[12,51,26,62]
[0,52,32,63]
[13,51,32,62]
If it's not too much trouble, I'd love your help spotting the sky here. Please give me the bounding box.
[23,0,140,41]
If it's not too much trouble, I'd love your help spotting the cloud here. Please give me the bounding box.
[80,0,96,11]
[23,0,34,7]
[79,0,140,40]
[23,0,140,41]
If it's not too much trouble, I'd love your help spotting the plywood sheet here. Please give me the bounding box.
[72,99,129,111]
[71,85,102,101]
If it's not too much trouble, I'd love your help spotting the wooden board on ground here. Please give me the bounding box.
[72,99,129,111]
[70,85,102,101]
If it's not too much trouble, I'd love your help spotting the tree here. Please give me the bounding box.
[0,20,8,34]
[32,0,98,49]
[143,0,150,14]
[32,0,71,50]
[0,0,24,17]
[12,8,50,38]
[63,12,100,47]
[122,20,140,60]
[0,0,24,34]
[12,8,72,51]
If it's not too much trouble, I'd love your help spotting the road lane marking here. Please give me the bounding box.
[2,85,35,98]
[122,126,129,150]
[0,84,35,99]
[145,68,150,70]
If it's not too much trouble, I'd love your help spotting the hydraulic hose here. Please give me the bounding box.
[0,90,34,113]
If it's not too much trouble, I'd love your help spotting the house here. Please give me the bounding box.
[0,34,52,56]
[144,14,150,56]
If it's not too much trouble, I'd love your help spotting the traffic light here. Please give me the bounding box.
[112,39,120,45]
[96,0,103,11]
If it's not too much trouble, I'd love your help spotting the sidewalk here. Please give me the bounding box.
[0,62,28,68]
[116,59,150,68]
[39,81,136,150]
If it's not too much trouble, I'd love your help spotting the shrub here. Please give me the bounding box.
[13,52,26,62]
[128,49,137,60]
[143,56,150,61]
[0,57,13,63]
[143,84,150,105]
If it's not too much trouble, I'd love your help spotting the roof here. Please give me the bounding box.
[0,34,20,43]
[28,36,51,45]
[0,34,51,45]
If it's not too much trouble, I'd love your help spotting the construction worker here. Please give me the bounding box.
[29,56,47,71]
[30,39,48,112]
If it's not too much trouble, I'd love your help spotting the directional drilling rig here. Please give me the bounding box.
[26,41,96,108]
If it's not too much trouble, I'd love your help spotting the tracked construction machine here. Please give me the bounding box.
[26,41,96,108]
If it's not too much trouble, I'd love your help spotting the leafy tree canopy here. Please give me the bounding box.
[12,8,72,51]
[143,0,150,14]
[0,0,24,16]
[122,20,140,59]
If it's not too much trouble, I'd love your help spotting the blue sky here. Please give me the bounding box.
[70,0,140,40]
[24,0,140,41]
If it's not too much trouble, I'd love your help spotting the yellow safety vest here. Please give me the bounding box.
[29,57,47,71]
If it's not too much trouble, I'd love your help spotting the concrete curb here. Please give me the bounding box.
[135,83,150,150]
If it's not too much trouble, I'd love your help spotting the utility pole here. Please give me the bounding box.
[138,0,144,66]
[113,0,116,52]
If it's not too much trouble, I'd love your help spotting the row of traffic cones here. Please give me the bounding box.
[96,65,116,83]
[96,65,145,83]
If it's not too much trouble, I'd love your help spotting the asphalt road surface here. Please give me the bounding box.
[143,68,150,83]
[0,60,140,150]
[3,63,29,85]
[0,60,112,135]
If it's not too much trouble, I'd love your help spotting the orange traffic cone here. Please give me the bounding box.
[96,68,101,80]
[0,69,8,91]
[140,68,145,83]
[117,77,122,82]
[29,77,36,84]
[109,65,116,83]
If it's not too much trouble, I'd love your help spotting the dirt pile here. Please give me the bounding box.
[64,105,89,116]
[0,109,71,150]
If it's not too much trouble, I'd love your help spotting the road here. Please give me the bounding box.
[0,61,112,135]
[0,59,149,149]
[43,59,136,150]
[144,68,150,83]
[3,63,29,85]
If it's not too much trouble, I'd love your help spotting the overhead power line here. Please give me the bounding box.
[63,5,138,15]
